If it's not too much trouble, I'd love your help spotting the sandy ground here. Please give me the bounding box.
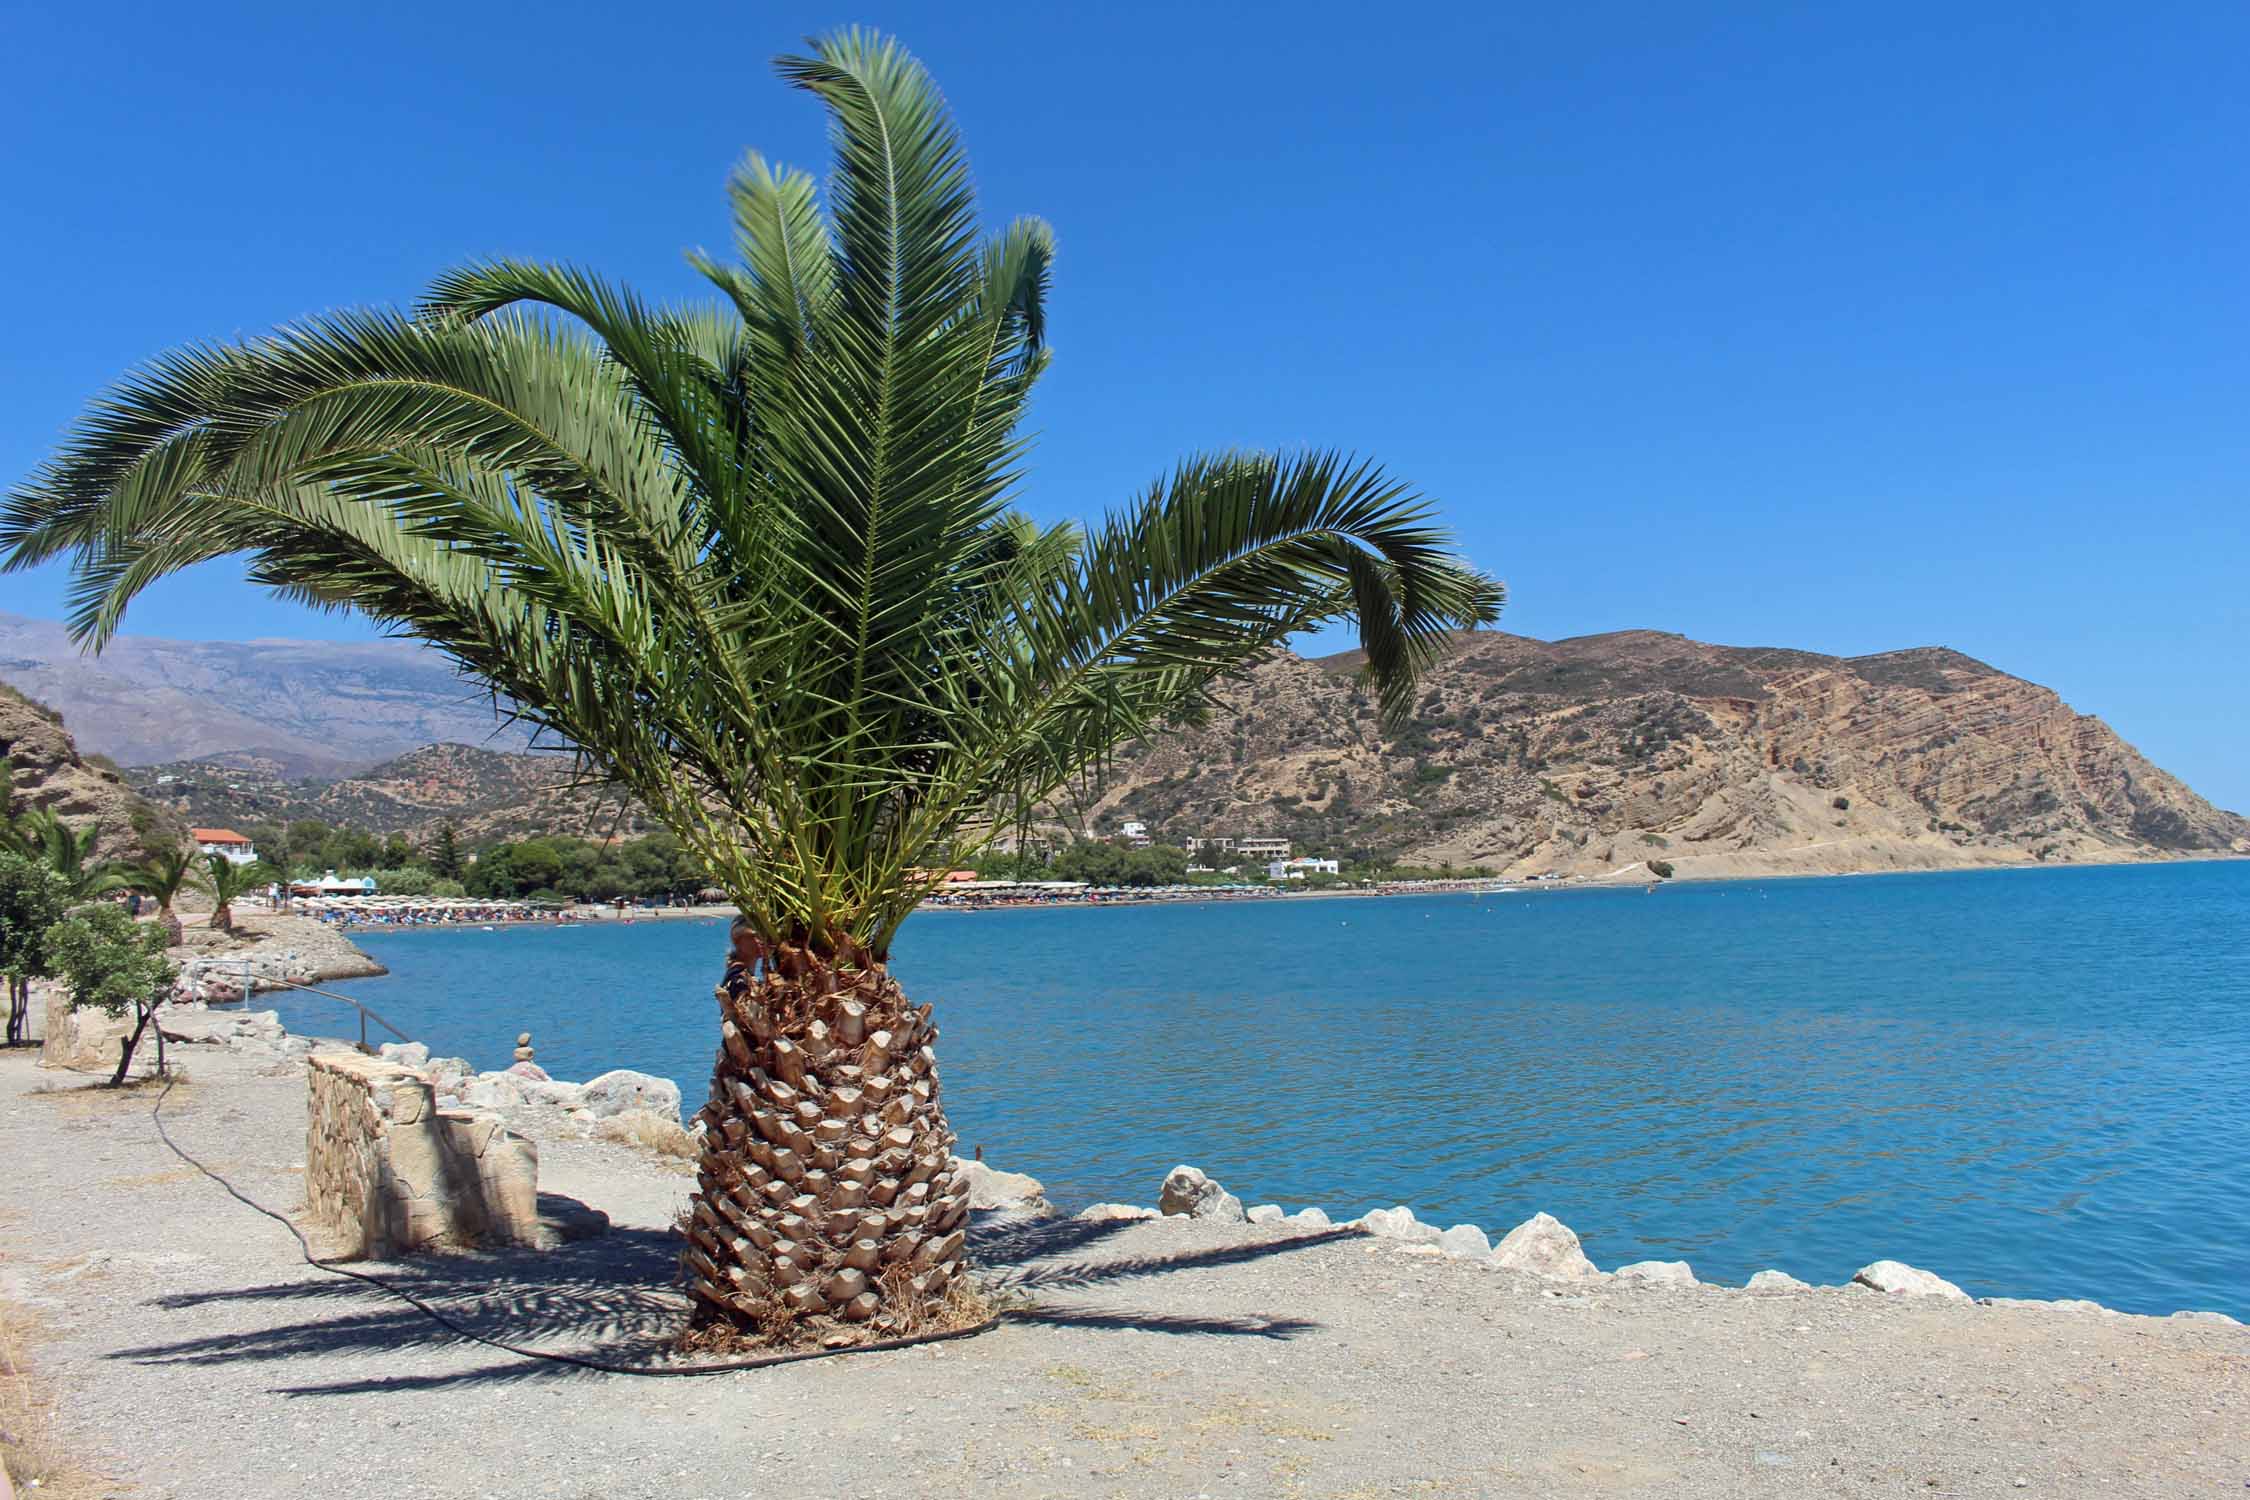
[2,1036,2243,1500]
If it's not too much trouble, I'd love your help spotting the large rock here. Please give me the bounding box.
[424,1056,474,1086]
[1490,1211,1598,1280]
[517,1078,588,1111]
[579,1069,682,1125]
[1246,1204,1286,1225]
[1289,1206,1333,1228]
[1746,1269,1811,1293]
[462,1073,526,1110]
[1159,1165,1246,1223]
[1852,1260,1968,1301]
[957,1159,1055,1218]
[1075,1202,1158,1223]
[2170,1309,2241,1325]
[1615,1259,1698,1286]
[1355,1205,1444,1244]
[1438,1224,1492,1259]
[377,1041,430,1068]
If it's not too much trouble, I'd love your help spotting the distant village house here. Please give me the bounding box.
[192,827,258,865]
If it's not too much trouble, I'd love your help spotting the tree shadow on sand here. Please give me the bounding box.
[110,1205,1348,1396]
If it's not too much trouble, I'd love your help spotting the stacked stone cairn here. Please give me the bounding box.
[682,950,971,1335]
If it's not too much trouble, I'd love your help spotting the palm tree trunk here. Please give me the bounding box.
[682,947,971,1340]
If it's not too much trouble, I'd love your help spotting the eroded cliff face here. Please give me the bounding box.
[0,683,182,860]
[1089,632,2250,878]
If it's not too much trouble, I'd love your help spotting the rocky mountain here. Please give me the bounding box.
[1084,631,2250,878]
[0,612,534,775]
[10,615,2244,878]
[126,742,659,845]
[0,682,184,861]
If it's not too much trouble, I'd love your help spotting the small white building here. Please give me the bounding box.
[1267,856,1341,881]
[192,827,258,865]
[1117,820,1152,849]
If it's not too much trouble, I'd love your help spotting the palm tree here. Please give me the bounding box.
[4,808,131,904]
[130,844,206,942]
[202,855,272,933]
[1,30,1500,1341]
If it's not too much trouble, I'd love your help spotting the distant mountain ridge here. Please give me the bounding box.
[1086,630,2250,878]
[126,742,658,845]
[0,612,534,774]
[8,615,2246,876]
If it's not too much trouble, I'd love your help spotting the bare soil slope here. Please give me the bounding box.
[1092,631,2250,877]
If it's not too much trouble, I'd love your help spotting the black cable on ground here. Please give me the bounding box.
[147,1079,999,1376]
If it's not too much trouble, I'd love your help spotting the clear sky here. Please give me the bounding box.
[5,2,2244,807]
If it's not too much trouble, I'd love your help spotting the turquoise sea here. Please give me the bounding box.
[286,861,2250,1318]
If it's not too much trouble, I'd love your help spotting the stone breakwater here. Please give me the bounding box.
[175,1015,2245,1329]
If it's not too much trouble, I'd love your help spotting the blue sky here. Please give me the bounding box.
[5,2,2244,807]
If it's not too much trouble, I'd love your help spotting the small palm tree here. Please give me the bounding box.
[130,844,206,943]
[5,808,131,904]
[202,855,272,933]
[1,30,1500,1340]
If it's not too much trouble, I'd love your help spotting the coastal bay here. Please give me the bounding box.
[290,859,2250,1320]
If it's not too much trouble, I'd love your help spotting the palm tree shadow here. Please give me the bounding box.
[111,1206,1349,1395]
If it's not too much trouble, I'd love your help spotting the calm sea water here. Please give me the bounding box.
[283,862,2250,1317]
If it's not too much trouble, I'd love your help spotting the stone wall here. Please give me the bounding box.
[305,1051,541,1258]
[38,987,140,1077]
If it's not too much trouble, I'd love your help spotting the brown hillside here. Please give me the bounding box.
[1084,631,2250,878]
[0,681,185,860]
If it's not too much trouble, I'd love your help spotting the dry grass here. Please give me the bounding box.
[591,1111,697,1160]
[1,1294,101,1496]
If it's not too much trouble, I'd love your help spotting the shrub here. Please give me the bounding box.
[1647,859,1675,879]
[45,903,177,1084]
[1831,795,1851,811]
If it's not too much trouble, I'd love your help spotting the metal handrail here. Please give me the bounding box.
[239,974,414,1052]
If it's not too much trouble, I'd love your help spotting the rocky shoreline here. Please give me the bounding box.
[159,1010,2249,1329]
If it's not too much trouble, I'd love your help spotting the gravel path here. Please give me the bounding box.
[3,1035,2244,1499]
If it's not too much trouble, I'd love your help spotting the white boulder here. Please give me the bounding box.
[1746,1269,1811,1293]
[377,1041,431,1068]
[518,1079,588,1110]
[1438,1224,1492,1259]
[1246,1204,1286,1225]
[462,1073,525,1110]
[1490,1212,1598,1280]
[1075,1202,1158,1223]
[1288,1207,1333,1228]
[1354,1205,1444,1244]
[1159,1165,1246,1223]
[957,1159,1055,1218]
[424,1056,474,1085]
[1615,1260,1697,1286]
[1852,1260,1969,1301]
[579,1069,682,1124]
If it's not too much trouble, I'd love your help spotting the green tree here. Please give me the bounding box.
[127,843,204,943]
[1,808,131,903]
[203,855,275,931]
[429,823,465,880]
[0,31,1497,1339]
[365,865,439,896]
[0,850,70,1045]
[44,902,177,1085]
